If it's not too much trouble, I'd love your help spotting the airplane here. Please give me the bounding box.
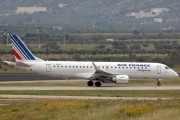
[4,35,178,87]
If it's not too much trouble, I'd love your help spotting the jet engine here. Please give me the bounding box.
[112,75,129,84]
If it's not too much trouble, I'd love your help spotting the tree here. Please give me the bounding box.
[96,44,106,49]
[43,42,60,50]
[130,43,141,50]
[133,30,139,35]
[112,42,127,49]
[72,54,83,61]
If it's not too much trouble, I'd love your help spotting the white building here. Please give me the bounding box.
[151,8,170,14]
[154,18,163,23]
[16,7,47,14]
[106,38,114,42]
[59,4,68,8]
[126,8,169,18]
[52,26,62,30]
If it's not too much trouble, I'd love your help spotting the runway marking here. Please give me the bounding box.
[0,95,172,100]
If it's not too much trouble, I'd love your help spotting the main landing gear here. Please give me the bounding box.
[87,81,101,87]
[87,81,93,86]
[157,79,162,86]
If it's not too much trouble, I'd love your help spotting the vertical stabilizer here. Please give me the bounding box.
[10,35,44,62]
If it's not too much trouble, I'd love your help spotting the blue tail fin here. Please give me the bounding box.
[10,35,43,61]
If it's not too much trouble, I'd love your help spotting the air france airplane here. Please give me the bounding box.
[4,35,178,87]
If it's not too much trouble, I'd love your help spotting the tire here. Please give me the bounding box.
[95,81,101,87]
[87,81,93,86]
[157,82,161,86]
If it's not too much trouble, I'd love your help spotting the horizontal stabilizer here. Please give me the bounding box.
[3,61,16,67]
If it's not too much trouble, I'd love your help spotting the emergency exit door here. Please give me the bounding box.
[46,64,51,72]
[157,66,161,74]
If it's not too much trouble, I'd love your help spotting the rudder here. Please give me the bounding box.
[10,35,43,62]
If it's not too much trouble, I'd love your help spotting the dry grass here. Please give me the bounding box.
[0,99,179,120]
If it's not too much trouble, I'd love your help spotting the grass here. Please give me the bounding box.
[0,99,179,120]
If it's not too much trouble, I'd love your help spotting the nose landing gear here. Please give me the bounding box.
[157,79,162,86]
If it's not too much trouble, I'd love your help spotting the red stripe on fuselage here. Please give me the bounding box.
[13,49,22,60]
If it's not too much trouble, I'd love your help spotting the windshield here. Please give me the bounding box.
[165,66,169,69]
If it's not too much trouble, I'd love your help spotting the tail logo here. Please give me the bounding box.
[10,35,36,60]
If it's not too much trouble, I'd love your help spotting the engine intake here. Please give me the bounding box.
[112,75,129,84]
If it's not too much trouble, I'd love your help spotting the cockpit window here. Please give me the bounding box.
[165,66,169,69]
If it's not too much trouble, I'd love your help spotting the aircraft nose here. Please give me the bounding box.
[174,71,179,77]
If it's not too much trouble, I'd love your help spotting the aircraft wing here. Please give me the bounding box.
[91,62,122,80]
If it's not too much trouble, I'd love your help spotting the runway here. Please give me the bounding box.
[0,73,179,100]
[0,73,59,81]
[0,86,179,90]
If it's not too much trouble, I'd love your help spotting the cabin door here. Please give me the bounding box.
[46,64,51,72]
[157,66,161,74]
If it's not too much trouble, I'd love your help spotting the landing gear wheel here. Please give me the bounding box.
[157,81,161,86]
[95,81,101,87]
[87,81,94,86]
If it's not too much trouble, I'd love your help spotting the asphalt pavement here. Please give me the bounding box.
[0,72,59,81]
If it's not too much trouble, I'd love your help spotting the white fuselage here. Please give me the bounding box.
[16,61,178,80]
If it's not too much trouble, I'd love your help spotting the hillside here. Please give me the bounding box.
[0,0,180,31]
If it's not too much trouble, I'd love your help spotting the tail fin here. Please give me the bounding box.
[10,35,44,62]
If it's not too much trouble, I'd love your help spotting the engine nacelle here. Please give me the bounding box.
[112,75,129,84]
